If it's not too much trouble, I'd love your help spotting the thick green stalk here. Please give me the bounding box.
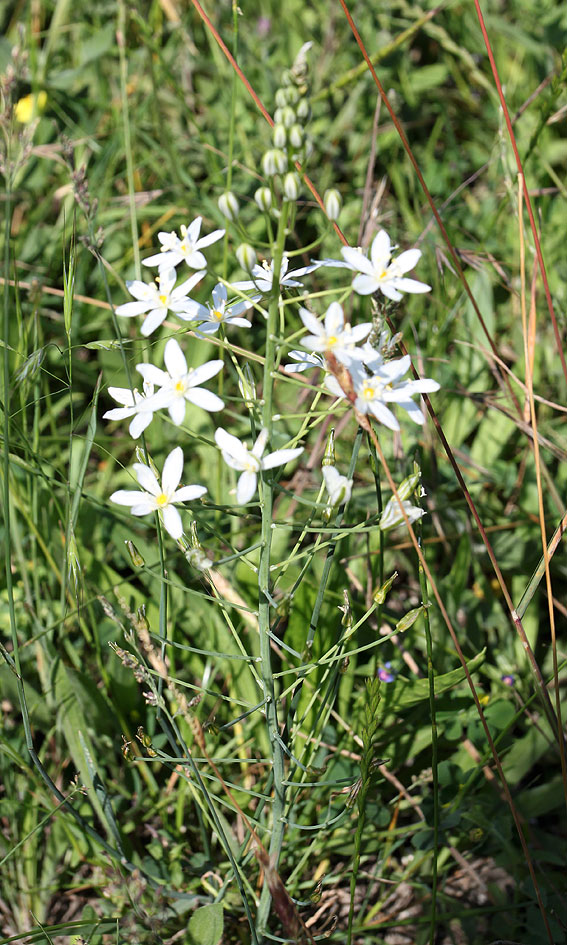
[256,200,291,938]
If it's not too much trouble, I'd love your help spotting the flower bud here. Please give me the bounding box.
[324,188,342,222]
[280,105,296,128]
[288,123,304,149]
[238,362,257,410]
[275,88,288,109]
[272,123,287,149]
[322,428,336,467]
[274,107,284,125]
[125,540,145,567]
[296,97,310,121]
[262,148,287,177]
[283,171,300,201]
[254,186,272,212]
[218,191,239,221]
[284,86,300,106]
[236,243,256,272]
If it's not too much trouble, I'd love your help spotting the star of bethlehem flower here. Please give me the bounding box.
[103,380,160,439]
[341,230,431,300]
[138,338,224,426]
[232,256,318,296]
[215,427,303,505]
[115,268,205,337]
[188,283,259,336]
[142,217,225,271]
[322,465,353,507]
[352,354,440,431]
[110,447,206,540]
[299,302,372,366]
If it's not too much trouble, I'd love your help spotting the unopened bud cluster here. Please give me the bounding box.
[260,43,314,203]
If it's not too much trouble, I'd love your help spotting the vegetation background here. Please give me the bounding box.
[1,0,566,943]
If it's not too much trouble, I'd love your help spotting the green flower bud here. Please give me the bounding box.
[236,243,256,272]
[296,98,310,121]
[272,123,287,149]
[218,191,239,221]
[322,428,336,467]
[280,105,296,128]
[275,89,288,109]
[283,171,300,201]
[262,148,287,177]
[288,123,304,149]
[324,188,342,222]
[254,186,272,212]
[125,540,145,567]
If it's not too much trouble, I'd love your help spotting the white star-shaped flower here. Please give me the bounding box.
[354,355,440,431]
[186,283,258,335]
[142,217,225,271]
[215,427,303,504]
[341,230,431,300]
[103,380,160,439]
[137,338,224,426]
[110,447,206,540]
[115,268,206,336]
[232,256,317,295]
[299,302,371,366]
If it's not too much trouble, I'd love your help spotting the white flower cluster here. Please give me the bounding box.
[106,216,306,538]
[283,232,439,433]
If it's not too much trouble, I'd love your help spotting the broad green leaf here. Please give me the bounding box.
[188,903,224,945]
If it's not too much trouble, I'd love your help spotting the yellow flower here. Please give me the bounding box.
[14,91,47,124]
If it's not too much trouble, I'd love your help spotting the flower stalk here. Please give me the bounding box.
[256,198,291,936]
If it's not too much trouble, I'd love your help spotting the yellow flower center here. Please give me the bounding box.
[155,493,169,507]
[174,379,186,395]
[327,335,338,346]
[378,270,388,280]
[212,308,224,321]
[159,294,168,306]
[362,383,375,400]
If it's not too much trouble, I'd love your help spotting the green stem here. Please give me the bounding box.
[418,521,439,944]
[255,200,291,938]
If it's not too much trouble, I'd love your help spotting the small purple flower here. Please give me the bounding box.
[378,663,396,683]
[501,673,515,687]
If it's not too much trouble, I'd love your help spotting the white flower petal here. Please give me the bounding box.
[110,489,144,507]
[393,248,421,274]
[215,427,250,464]
[134,464,161,496]
[164,338,188,377]
[107,386,135,407]
[236,470,257,504]
[351,274,380,296]
[185,388,224,412]
[394,277,431,294]
[168,398,186,426]
[141,307,167,337]
[161,505,183,539]
[261,446,303,470]
[129,412,153,438]
[370,230,392,270]
[162,447,184,495]
[174,485,207,502]
[189,360,224,386]
[115,300,151,317]
[324,302,345,336]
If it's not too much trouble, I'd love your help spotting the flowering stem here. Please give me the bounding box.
[256,199,290,937]
[417,519,439,944]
